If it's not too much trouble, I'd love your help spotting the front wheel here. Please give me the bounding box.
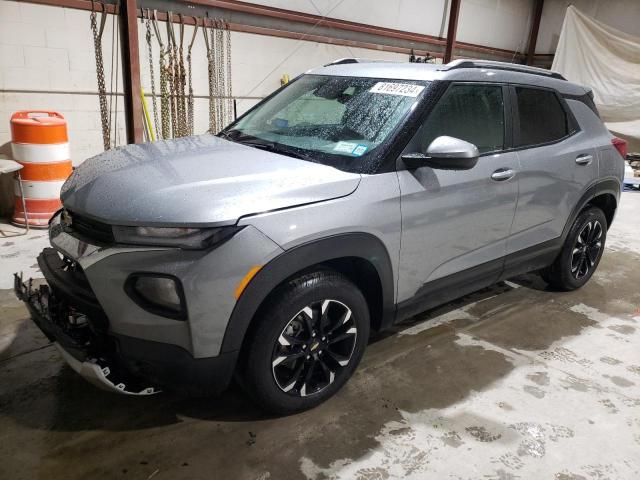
[238,270,370,415]
[541,206,607,290]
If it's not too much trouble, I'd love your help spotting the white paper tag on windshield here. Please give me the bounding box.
[334,141,358,153]
[369,82,424,97]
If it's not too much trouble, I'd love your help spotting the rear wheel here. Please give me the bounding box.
[238,270,370,415]
[541,206,607,290]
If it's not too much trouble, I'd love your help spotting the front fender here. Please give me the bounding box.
[220,232,395,354]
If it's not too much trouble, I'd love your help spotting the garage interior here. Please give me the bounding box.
[1,0,639,479]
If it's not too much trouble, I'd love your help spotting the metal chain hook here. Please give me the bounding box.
[145,8,160,139]
[187,16,199,135]
[90,0,110,151]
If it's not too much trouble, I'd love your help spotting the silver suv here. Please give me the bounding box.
[15,59,625,414]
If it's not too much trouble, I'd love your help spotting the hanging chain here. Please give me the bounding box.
[213,19,220,131]
[90,9,232,143]
[215,19,225,132]
[90,3,110,151]
[203,24,216,133]
[145,10,160,139]
[187,19,199,136]
[153,11,171,140]
[159,47,171,139]
[167,13,178,138]
[176,16,187,137]
[225,20,233,125]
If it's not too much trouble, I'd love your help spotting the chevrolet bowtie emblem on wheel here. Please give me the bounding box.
[310,342,320,351]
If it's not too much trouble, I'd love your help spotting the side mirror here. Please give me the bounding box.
[402,136,479,170]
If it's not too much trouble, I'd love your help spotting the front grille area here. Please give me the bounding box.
[68,211,114,244]
[37,248,110,334]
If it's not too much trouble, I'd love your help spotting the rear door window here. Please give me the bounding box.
[515,87,568,147]
[419,84,505,154]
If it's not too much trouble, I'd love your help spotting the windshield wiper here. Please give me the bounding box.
[218,130,232,140]
[219,130,310,160]
[234,137,309,160]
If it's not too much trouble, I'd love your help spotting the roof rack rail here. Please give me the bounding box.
[323,58,393,67]
[439,59,566,81]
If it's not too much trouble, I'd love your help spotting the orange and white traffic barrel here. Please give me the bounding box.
[10,111,72,227]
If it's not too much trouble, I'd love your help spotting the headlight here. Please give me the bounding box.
[112,225,243,249]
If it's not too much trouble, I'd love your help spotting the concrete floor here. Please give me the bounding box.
[1,191,639,480]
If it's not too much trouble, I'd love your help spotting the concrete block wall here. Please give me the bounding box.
[0,0,541,217]
[0,1,406,168]
[5,0,629,217]
[0,1,128,171]
[137,23,406,138]
[251,0,536,53]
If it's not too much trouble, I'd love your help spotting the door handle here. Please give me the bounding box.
[491,169,515,181]
[575,154,593,165]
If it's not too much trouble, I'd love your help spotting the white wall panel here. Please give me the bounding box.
[457,0,533,53]
[248,0,448,38]
[252,0,537,52]
[8,0,638,166]
[0,1,406,165]
[538,0,640,54]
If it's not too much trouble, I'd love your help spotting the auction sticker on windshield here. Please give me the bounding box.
[369,82,425,97]
[334,141,358,153]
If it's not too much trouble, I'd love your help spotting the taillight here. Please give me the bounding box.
[612,137,627,159]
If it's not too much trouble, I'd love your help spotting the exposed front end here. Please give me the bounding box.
[14,209,283,395]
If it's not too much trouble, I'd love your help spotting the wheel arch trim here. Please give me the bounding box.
[219,232,395,354]
[562,178,619,241]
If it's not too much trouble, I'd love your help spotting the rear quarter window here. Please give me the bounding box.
[515,87,569,147]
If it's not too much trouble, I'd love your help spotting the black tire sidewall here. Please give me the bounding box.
[552,207,607,290]
[240,270,370,415]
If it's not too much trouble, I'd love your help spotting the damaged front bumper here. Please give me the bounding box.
[14,245,239,396]
[14,270,159,396]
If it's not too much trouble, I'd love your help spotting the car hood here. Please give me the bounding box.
[61,135,361,226]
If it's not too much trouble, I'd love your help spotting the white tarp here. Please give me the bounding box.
[552,5,640,151]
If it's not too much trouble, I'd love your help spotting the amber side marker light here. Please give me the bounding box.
[235,265,262,299]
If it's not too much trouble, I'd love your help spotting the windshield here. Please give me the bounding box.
[222,74,429,173]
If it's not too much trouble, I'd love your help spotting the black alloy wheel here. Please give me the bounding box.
[238,269,370,414]
[272,299,357,397]
[570,219,603,280]
[540,206,607,291]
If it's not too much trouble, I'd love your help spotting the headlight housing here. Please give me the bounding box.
[112,225,243,249]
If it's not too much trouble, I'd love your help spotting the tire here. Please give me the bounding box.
[541,206,607,291]
[238,269,370,415]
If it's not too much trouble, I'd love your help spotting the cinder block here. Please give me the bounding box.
[19,2,66,25]
[66,110,105,133]
[0,45,24,68]
[0,22,46,47]
[68,129,104,164]
[3,67,49,90]
[69,70,99,90]
[0,1,21,21]
[45,27,68,49]
[68,94,101,112]
[24,46,69,70]
[63,7,92,26]
[49,69,73,91]
[1,91,73,114]
[68,48,98,73]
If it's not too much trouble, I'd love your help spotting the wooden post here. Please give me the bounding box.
[526,0,544,66]
[443,0,461,63]
[119,0,143,143]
